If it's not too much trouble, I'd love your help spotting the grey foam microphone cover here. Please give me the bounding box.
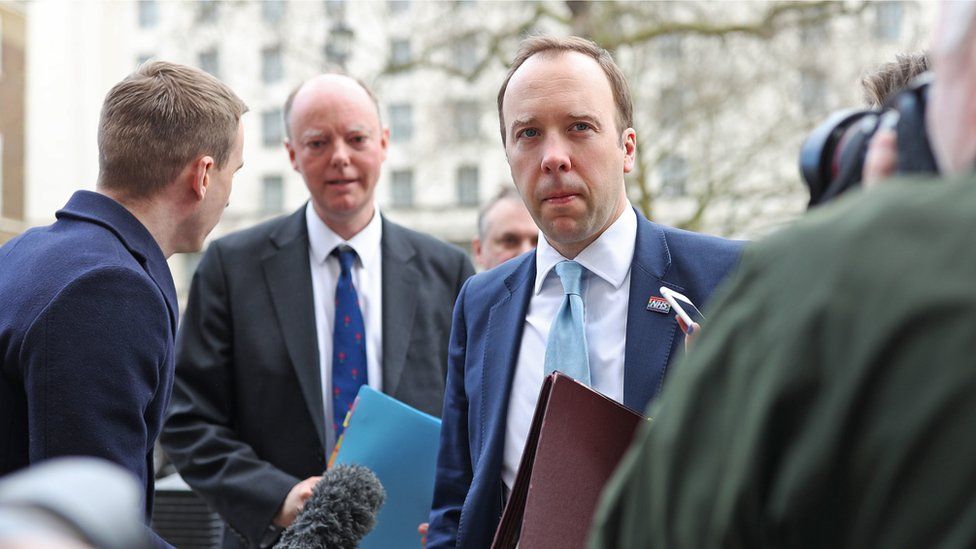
[276,464,386,549]
[0,457,148,549]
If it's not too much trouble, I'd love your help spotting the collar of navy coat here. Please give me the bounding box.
[56,190,179,334]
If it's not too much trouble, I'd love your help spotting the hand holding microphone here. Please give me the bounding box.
[274,476,323,528]
[275,464,385,549]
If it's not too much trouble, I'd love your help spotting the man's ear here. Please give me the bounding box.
[622,128,637,174]
[191,155,215,201]
[471,237,483,268]
[284,138,300,172]
[379,127,390,161]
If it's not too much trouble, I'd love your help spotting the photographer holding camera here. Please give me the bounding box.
[861,53,930,187]
[589,2,976,547]
[800,61,938,207]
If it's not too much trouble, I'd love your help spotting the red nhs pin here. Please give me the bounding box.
[646,296,671,314]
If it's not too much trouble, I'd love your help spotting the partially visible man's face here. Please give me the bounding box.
[473,197,538,269]
[927,8,976,177]
[502,51,635,258]
[285,75,389,232]
[187,120,244,251]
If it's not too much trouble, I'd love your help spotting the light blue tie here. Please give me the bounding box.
[544,260,590,386]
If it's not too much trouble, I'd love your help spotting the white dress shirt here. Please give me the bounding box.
[501,206,637,491]
[306,203,384,441]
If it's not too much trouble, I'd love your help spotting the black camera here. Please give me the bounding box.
[799,73,939,207]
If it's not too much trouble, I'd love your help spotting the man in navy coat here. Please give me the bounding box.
[426,36,743,548]
[0,61,247,545]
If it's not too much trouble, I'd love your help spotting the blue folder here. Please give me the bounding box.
[329,385,441,548]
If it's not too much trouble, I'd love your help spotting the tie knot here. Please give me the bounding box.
[332,246,358,273]
[554,260,584,296]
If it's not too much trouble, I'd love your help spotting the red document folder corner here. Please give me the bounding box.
[492,372,647,549]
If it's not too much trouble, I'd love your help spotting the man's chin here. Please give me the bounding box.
[315,196,374,221]
[543,227,593,249]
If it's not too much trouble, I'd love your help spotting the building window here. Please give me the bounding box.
[325,0,345,18]
[261,45,283,84]
[262,175,285,213]
[262,109,284,147]
[456,166,479,207]
[799,4,828,45]
[453,40,477,73]
[388,0,410,14]
[800,69,827,116]
[389,104,413,142]
[262,0,286,24]
[455,101,480,141]
[875,1,903,41]
[658,34,683,59]
[659,155,688,198]
[197,0,218,23]
[800,22,828,45]
[198,48,219,77]
[390,38,412,67]
[138,0,159,28]
[324,23,354,68]
[659,87,683,128]
[390,169,414,208]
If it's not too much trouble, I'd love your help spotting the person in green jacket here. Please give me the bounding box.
[589,3,976,547]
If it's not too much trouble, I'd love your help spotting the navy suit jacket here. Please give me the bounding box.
[0,191,177,545]
[427,211,744,548]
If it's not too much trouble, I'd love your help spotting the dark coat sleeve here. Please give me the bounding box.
[20,267,168,515]
[427,277,473,549]
[160,242,298,547]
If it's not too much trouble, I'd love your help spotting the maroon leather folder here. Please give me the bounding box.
[491,372,647,549]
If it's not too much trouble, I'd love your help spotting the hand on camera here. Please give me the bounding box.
[863,127,898,187]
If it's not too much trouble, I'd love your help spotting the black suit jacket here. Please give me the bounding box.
[161,207,474,548]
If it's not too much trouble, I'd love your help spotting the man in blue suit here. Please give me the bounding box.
[0,62,247,547]
[426,36,744,547]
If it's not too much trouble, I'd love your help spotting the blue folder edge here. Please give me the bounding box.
[330,386,441,549]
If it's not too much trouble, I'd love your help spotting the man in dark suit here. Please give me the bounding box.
[161,74,474,548]
[426,36,743,548]
[0,62,247,547]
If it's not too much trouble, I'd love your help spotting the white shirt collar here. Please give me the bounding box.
[533,205,637,295]
[306,202,383,270]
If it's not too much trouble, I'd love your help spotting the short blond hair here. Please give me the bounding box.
[97,61,248,199]
[497,36,633,145]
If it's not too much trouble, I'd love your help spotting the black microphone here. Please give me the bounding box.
[275,464,386,549]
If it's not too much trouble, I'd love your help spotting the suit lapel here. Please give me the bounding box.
[379,219,420,397]
[262,208,328,450]
[481,255,535,468]
[623,213,681,410]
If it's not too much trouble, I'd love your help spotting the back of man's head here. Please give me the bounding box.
[476,186,522,242]
[97,61,248,200]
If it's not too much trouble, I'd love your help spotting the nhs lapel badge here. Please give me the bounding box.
[646,295,671,314]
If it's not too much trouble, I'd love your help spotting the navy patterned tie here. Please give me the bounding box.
[331,246,367,436]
